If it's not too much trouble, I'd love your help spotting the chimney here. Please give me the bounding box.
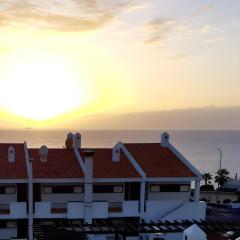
[161,132,170,147]
[65,132,74,149]
[74,132,81,149]
[39,145,48,163]
[83,149,95,224]
[8,146,15,163]
[112,143,120,162]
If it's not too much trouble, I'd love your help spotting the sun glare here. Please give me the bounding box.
[0,54,89,121]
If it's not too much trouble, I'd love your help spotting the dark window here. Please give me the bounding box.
[0,187,5,194]
[160,184,180,192]
[0,221,7,228]
[93,185,123,193]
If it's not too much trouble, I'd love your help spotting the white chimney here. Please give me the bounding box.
[39,145,48,163]
[183,224,207,240]
[161,132,170,147]
[74,132,81,149]
[65,132,74,149]
[8,146,15,163]
[112,143,121,162]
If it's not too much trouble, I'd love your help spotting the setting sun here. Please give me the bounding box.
[0,53,89,120]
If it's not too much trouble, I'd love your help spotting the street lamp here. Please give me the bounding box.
[216,148,222,203]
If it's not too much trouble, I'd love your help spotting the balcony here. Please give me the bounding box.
[145,200,206,221]
[108,201,139,217]
[34,201,108,219]
[0,202,27,219]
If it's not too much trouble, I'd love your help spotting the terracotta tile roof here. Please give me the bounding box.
[124,143,196,177]
[29,148,84,178]
[80,148,140,178]
[0,143,28,179]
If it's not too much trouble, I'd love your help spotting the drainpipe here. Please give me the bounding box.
[28,158,33,240]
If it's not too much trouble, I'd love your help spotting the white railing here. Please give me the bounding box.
[0,202,27,219]
[108,201,139,217]
[145,200,206,221]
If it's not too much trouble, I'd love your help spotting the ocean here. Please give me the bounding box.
[0,129,239,179]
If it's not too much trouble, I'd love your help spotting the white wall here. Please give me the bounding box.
[145,200,183,221]
[147,182,191,202]
[93,183,125,202]
[41,184,84,203]
[93,193,124,202]
[0,228,17,240]
[148,192,190,201]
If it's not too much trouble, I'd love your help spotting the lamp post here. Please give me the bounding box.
[216,148,222,203]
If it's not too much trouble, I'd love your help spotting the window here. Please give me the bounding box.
[43,187,52,194]
[180,185,189,192]
[7,221,16,228]
[5,187,16,194]
[74,186,83,193]
[0,186,16,194]
[113,186,123,193]
[43,185,83,194]
[160,184,180,192]
[150,184,190,192]
[150,185,160,192]
[93,185,123,193]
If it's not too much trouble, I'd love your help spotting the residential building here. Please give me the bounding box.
[0,132,206,240]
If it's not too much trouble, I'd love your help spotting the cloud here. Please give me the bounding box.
[200,24,218,34]
[143,17,192,45]
[0,0,139,32]
[143,18,177,44]
[170,53,187,61]
[199,4,215,12]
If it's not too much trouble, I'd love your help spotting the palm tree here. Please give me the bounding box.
[202,173,213,185]
[215,169,230,189]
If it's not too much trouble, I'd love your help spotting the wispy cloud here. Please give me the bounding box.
[143,18,177,44]
[143,17,192,45]
[0,0,139,32]
[169,53,187,61]
[200,24,218,34]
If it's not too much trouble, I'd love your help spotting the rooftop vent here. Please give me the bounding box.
[161,132,169,147]
[39,145,48,163]
[65,132,74,149]
[8,146,15,163]
[74,132,81,149]
[112,143,121,162]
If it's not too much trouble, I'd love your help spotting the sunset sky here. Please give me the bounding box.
[0,0,239,129]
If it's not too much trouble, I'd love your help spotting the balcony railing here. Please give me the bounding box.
[0,202,27,219]
[108,201,139,217]
[51,203,67,214]
[108,202,122,212]
[35,201,139,219]
[145,200,206,221]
